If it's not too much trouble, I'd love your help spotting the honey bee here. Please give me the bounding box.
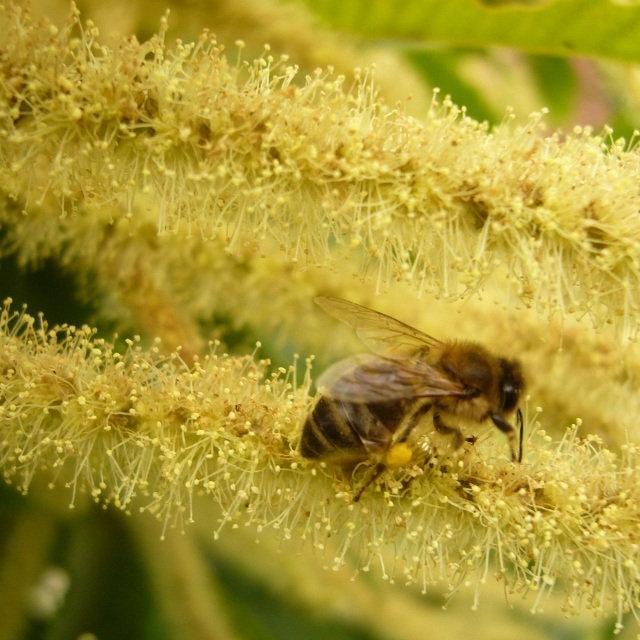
[300,297,525,501]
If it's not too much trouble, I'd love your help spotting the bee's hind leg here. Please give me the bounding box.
[433,412,464,450]
[353,441,415,501]
[353,463,386,502]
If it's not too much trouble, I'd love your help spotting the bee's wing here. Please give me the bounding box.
[317,354,470,403]
[315,297,442,357]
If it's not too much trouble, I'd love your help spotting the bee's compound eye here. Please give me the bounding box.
[498,358,524,414]
[501,383,519,413]
[498,360,523,413]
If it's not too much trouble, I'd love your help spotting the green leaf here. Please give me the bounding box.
[302,0,640,62]
[527,55,576,118]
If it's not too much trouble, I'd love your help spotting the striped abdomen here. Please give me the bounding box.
[300,396,419,464]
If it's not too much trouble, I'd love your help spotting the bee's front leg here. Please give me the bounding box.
[432,412,464,450]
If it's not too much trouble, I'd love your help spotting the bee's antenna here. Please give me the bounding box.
[516,408,524,463]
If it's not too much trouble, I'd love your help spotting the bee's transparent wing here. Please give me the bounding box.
[317,354,470,403]
[315,297,441,357]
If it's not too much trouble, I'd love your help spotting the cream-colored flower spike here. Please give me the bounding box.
[2,3,640,337]
[2,298,640,631]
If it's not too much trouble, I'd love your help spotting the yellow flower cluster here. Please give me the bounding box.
[2,299,640,628]
[2,4,640,336]
[0,300,310,524]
